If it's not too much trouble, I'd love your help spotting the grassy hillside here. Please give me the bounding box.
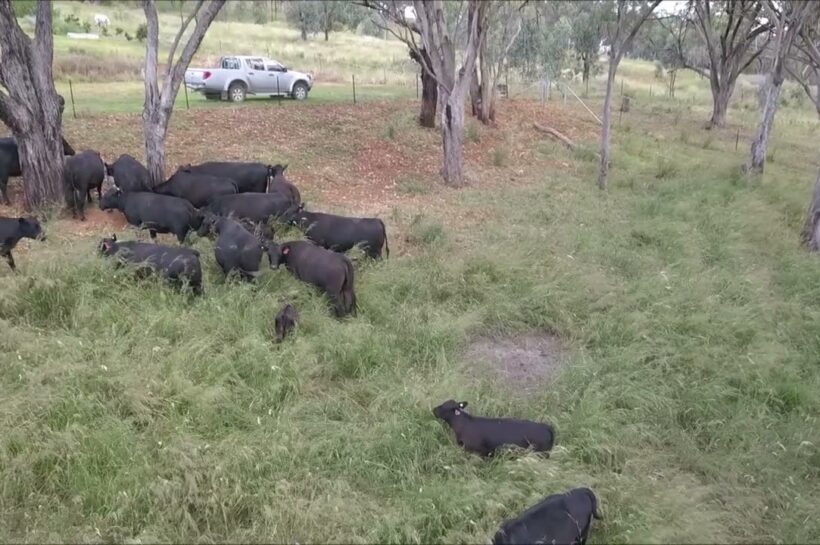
[2,50,820,541]
[46,0,412,85]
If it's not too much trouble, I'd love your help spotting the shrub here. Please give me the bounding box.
[655,155,678,179]
[136,23,147,42]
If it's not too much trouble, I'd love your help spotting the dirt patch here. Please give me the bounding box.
[464,333,567,393]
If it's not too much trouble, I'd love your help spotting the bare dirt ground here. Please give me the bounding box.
[0,98,599,249]
[464,334,568,394]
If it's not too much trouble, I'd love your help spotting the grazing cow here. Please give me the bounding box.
[492,488,602,545]
[289,206,389,259]
[432,400,554,457]
[267,240,357,317]
[154,168,238,208]
[205,192,295,224]
[99,189,202,243]
[274,303,298,342]
[64,149,106,220]
[238,217,275,241]
[266,164,301,204]
[179,161,269,193]
[0,136,76,205]
[99,234,203,295]
[105,154,151,193]
[0,216,46,271]
[197,214,266,280]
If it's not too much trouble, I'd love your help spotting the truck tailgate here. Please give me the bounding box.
[185,69,209,90]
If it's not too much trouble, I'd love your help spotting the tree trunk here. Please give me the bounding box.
[324,28,329,41]
[709,79,734,128]
[144,110,168,186]
[582,56,590,83]
[301,25,307,40]
[440,89,467,187]
[801,165,820,251]
[598,60,617,190]
[410,47,437,128]
[0,0,66,210]
[469,64,482,117]
[748,75,782,174]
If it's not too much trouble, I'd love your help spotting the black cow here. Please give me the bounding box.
[432,400,554,457]
[0,136,75,205]
[154,168,238,208]
[64,149,105,220]
[289,206,389,259]
[493,488,602,545]
[100,189,202,243]
[179,161,269,193]
[267,240,357,317]
[197,214,266,280]
[0,216,46,271]
[205,193,295,224]
[274,303,298,342]
[99,235,203,295]
[266,164,301,204]
[238,217,275,241]
[105,154,151,193]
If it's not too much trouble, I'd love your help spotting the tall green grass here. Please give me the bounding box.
[2,55,820,543]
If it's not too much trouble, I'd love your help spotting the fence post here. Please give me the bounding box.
[649,84,652,98]
[620,79,624,96]
[352,74,357,104]
[735,128,740,151]
[277,76,281,106]
[416,71,419,99]
[68,79,77,119]
[183,81,189,110]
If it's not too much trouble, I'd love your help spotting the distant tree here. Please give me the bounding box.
[747,1,812,175]
[787,11,820,119]
[469,1,523,124]
[136,21,147,41]
[598,0,662,191]
[0,0,66,209]
[691,0,773,129]
[507,2,573,83]
[141,0,225,186]
[285,0,321,41]
[570,2,607,93]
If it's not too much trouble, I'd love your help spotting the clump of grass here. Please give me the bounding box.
[397,177,429,196]
[406,214,444,246]
[491,147,508,167]
[654,155,679,179]
[386,124,396,140]
[767,148,776,163]
[702,133,715,150]
[466,123,480,143]
[573,144,598,163]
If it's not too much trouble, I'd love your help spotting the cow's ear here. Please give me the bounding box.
[458,401,467,409]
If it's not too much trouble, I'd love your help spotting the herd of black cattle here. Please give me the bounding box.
[0,136,602,544]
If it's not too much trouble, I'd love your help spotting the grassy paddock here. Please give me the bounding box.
[2,51,820,544]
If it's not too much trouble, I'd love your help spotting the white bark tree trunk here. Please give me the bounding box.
[598,60,617,190]
[748,76,782,174]
[802,165,820,251]
[141,0,225,187]
[440,89,467,186]
[0,0,66,210]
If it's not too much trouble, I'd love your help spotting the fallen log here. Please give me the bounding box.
[533,123,575,150]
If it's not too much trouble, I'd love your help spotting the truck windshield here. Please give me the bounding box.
[221,58,240,70]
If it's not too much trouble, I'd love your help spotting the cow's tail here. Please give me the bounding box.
[381,220,389,258]
[340,256,357,316]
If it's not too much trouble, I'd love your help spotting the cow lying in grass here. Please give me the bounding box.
[432,400,554,457]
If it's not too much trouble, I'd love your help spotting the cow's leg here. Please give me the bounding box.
[3,251,16,272]
[77,190,86,221]
[86,187,93,203]
[0,178,9,205]
[97,184,102,201]
[149,229,158,242]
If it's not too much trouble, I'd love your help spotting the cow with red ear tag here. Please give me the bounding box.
[432,399,555,457]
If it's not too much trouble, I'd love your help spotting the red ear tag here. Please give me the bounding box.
[282,247,290,255]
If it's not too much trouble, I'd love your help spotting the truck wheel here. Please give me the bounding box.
[292,82,309,101]
[228,82,246,103]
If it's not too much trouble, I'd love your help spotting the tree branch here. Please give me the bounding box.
[614,0,663,66]
[167,0,205,72]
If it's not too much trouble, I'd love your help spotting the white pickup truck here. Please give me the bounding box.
[185,55,314,102]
